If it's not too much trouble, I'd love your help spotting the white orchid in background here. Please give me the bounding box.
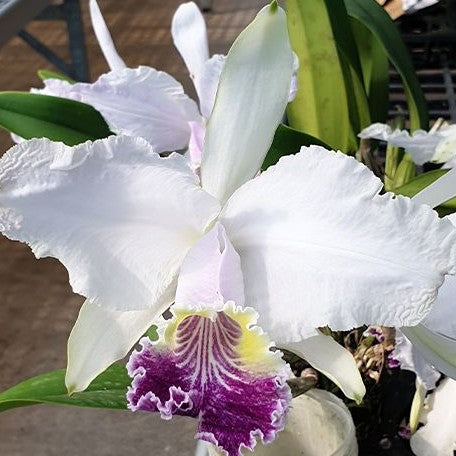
[1,2,456,452]
[27,0,296,169]
[359,121,456,166]
[410,377,456,456]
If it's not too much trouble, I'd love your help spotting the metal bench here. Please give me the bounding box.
[0,0,88,81]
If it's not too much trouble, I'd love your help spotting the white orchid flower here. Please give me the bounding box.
[359,121,456,166]
[28,0,296,169]
[410,377,456,456]
[1,2,455,417]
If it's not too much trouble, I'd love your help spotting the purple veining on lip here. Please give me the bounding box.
[126,310,291,456]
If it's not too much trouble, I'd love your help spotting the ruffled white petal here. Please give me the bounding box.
[66,299,160,393]
[0,135,220,312]
[34,67,201,153]
[359,122,456,166]
[393,329,441,390]
[175,223,245,311]
[402,325,456,379]
[410,378,456,456]
[220,145,456,342]
[89,0,126,71]
[200,4,294,204]
[195,54,225,119]
[281,332,366,402]
[171,2,209,80]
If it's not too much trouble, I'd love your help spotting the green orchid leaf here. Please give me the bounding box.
[285,0,355,152]
[0,364,130,413]
[328,0,371,137]
[263,124,329,170]
[338,50,371,137]
[37,69,76,84]
[344,0,428,130]
[394,169,447,197]
[350,18,389,123]
[392,153,416,189]
[394,169,456,216]
[384,116,405,192]
[0,92,112,146]
[145,324,159,341]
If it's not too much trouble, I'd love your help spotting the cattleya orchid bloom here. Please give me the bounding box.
[359,121,456,166]
[29,0,296,169]
[1,2,456,447]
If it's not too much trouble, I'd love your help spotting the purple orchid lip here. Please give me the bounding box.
[126,304,291,456]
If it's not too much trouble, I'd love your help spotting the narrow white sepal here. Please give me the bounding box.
[201,3,294,204]
[66,299,160,393]
[89,0,127,71]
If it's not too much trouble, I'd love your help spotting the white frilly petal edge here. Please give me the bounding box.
[66,299,163,393]
[89,0,126,71]
[393,329,441,390]
[410,378,456,456]
[33,67,202,153]
[221,145,456,343]
[401,325,456,380]
[280,332,366,403]
[171,1,209,79]
[0,135,221,312]
[201,3,294,204]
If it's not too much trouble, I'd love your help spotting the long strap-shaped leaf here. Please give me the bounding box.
[0,364,129,413]
[286,0,355,152]
[350,18,389,123]
[0,92,112,146]
[262,124,330,170]
[344,0,428,130]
